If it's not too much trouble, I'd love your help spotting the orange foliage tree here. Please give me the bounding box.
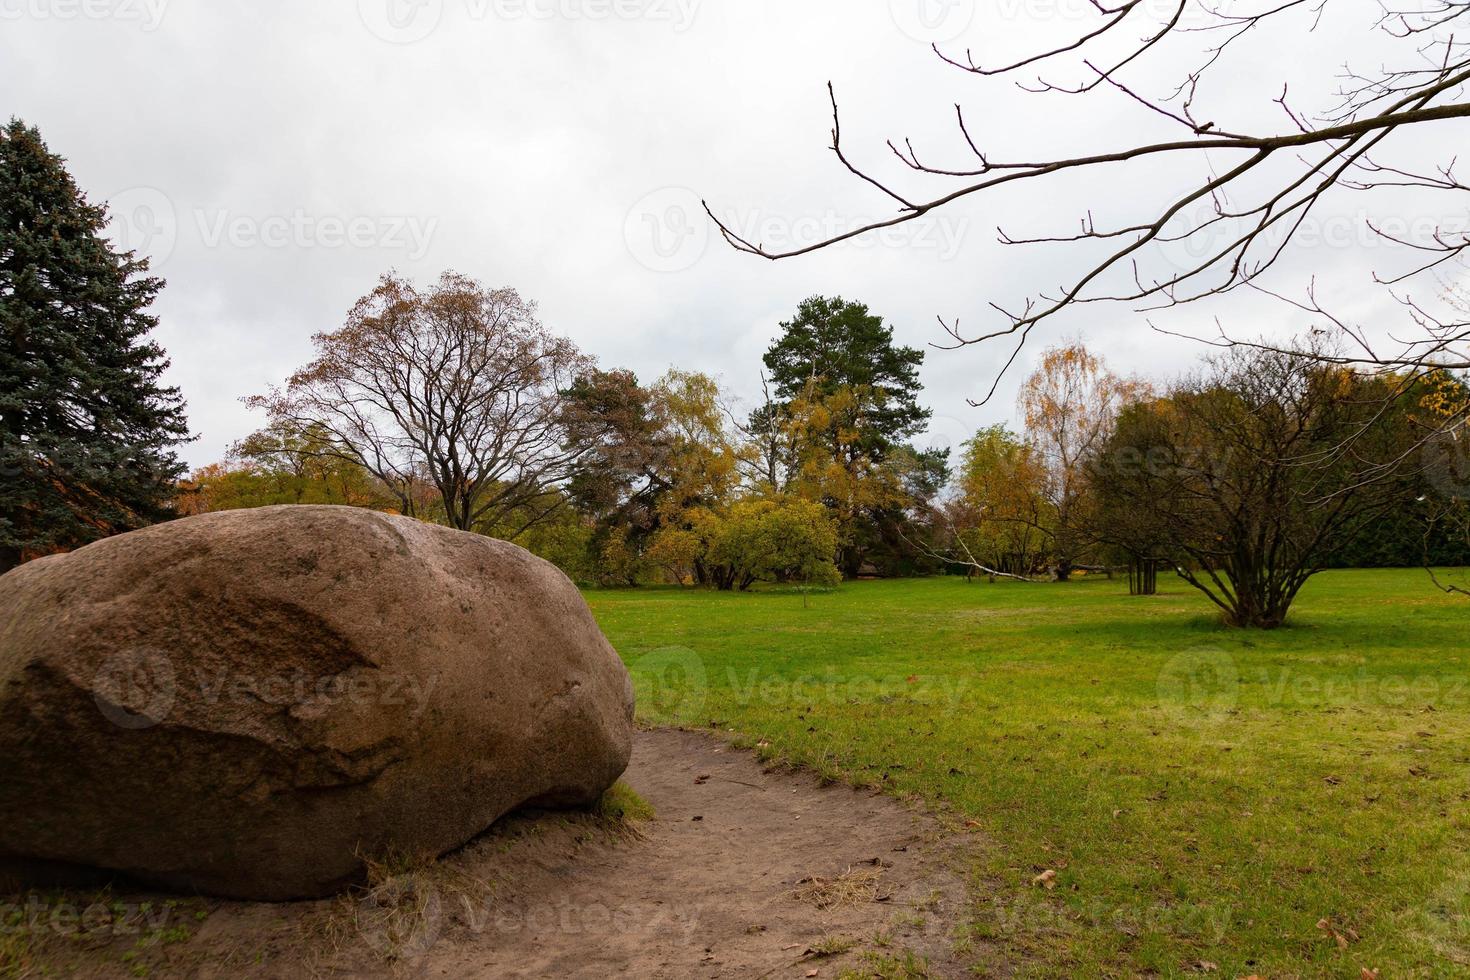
[1018,342,1150,580]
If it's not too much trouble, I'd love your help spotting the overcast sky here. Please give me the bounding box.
[5,0,1461,468]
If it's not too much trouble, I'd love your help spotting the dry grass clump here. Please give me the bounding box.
[312,848,492,968]
[793,865,888,910]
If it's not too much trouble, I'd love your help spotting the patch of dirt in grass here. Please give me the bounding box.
[6,729,982,979]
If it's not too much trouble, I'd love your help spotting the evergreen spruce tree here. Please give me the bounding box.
[0,119,189,573]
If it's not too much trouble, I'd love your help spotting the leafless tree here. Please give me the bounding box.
[247,271,600,535]
[731,374,798,493]
[707,0,1470,401]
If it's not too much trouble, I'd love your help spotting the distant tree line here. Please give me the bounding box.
[195,267,1470,627]
[7,117,1470,629]
[203,285,949,592]
[933,339,1470,626]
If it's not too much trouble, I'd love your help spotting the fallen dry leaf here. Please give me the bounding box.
[1032,869,1057,889]
[1316,916,1355,948]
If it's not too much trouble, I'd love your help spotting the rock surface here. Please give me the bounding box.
[0,505,634,900]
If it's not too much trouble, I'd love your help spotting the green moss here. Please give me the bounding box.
[593,781,655,825]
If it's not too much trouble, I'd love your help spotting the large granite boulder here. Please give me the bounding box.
[0,505,634,900]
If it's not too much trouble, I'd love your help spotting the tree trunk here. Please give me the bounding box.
[1128,559,1158,596]
[1221,558,1289,628]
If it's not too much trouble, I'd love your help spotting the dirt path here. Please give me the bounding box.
[15,730,979,978]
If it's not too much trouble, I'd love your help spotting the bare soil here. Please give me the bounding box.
[8,729,980,978]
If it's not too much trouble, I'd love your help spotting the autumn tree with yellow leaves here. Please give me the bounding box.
[1016,342,1150,580]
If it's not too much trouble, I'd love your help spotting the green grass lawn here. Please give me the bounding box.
[586,569,1470,978]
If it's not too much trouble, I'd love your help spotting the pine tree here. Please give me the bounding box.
[0,119,189,573]
[756,295,942,578]
[761,295,929,459]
